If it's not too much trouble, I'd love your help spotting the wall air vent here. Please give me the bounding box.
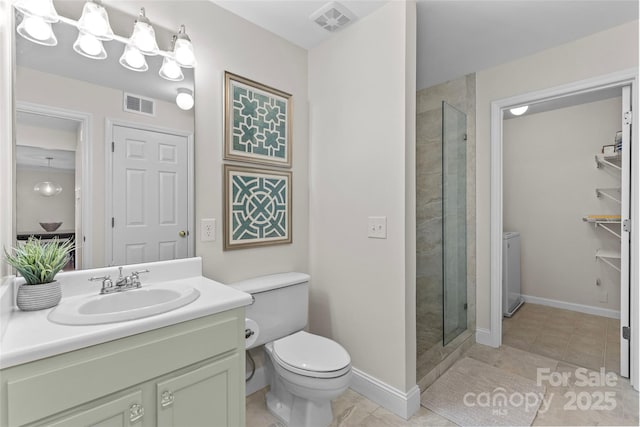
[310,1,356,32]
[123,92,155,117]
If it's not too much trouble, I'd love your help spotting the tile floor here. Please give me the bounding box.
[503,303,620,373]
[247,306,639,426]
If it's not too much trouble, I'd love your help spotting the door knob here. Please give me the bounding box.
[178,230,187,237]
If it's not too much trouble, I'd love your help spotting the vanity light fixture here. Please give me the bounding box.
[119,44,148,72]
[172,25,196,68]
[17,15,57,46]
[14,0,59,22]
[77,0,114,41]
[34,157,63,197]
[159,35,184,81]
[510,105,529,116]
[159,56,184,81]
[73,32,107,59]
[176,88,194,110]
[128,8,159,56]
[14,2,196,77]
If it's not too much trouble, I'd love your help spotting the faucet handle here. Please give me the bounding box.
[89,275,114,294]
[130,269,150,287]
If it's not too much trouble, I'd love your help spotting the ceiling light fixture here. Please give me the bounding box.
[176,88,194,110]
[34,157,63,197]
[13,2,196,79]
[510,106,529,116]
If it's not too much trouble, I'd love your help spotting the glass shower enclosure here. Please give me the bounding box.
[442,101,467,346]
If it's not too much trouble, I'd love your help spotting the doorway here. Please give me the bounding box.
[106,121,194,266]
[489,71,638,388]
[15,102,92,269]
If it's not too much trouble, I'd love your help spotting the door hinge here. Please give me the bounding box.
[112,141,115,152]
[623,219,631,233]
[464,303,468,310]
[622,326,630,340]
[623,111,632,125]
[111,217,115,228]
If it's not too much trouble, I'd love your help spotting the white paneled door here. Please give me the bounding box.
[111,125,189,265]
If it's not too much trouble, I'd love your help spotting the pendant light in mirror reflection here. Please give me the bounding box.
[176,88,194,111]
[13,1,196,81]
[34,157,63,197]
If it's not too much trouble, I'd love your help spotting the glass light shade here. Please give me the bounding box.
[176,88,194,110]
[14,0,59,22]
[130,22,159,56]
[77,1,114,41]
[173,38,195,68]
[34,181,62,197]
[17,16,57,46]
[73,32,107,59]
[119,45,148,72]
[510,106,529,116]
[159,56,184,81]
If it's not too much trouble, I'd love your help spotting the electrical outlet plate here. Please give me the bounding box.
[201,218,216,242]
[368,216,387,239]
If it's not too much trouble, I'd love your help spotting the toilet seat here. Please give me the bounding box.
[271,331,351,379]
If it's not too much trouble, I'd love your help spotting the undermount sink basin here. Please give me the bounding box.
[48,285,200,325]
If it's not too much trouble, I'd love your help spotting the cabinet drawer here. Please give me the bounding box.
[6,311,242,426]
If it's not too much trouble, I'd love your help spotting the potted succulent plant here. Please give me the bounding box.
[4,237,74,311]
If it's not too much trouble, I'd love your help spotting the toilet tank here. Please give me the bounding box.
[229,272,310,349]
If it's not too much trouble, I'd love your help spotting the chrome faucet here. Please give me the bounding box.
[89,267,150,294]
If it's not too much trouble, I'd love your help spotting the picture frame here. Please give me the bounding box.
[223,165,292,250]
[224,71,293,168]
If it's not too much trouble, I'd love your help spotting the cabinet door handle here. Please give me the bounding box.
[161,390,175,408]
[129,403,145,423]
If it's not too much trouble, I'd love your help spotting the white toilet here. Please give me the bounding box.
[230,273,352,427]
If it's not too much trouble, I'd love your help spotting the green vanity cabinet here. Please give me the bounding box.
[0,308,246,427]
[46,391,144,427]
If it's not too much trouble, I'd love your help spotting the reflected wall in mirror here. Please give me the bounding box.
[13,1,196,270]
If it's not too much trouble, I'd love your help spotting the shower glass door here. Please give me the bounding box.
[442,101,467,346]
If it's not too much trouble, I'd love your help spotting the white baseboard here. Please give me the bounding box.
[522,294,620,319]
[475,328,495,347]
[350,368,420,420]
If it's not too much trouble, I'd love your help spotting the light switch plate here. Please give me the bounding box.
[201,218,216,242]
[368,216,387,239]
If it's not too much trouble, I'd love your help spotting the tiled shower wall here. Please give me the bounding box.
[416,73,477,382]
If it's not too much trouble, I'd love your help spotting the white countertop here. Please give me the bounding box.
[0,258,252,369]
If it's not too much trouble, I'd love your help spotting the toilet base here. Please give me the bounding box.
[266,381,333,427]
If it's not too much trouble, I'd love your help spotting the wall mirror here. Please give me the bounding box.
[13,1,196,270]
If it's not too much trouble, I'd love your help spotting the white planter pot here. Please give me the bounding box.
[16,281,62,311]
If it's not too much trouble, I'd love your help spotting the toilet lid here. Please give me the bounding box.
[273,331,351,375]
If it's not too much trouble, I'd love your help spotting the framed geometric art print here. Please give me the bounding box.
[224,71,293,168]
[223,165,292,250]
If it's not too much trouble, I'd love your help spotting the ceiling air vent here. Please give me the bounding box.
[124,92,155,116]
[310,1,356,32]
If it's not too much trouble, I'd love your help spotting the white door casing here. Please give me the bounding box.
[488,69,638,389]
[620,85,631,378]
[111,125,189,266]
